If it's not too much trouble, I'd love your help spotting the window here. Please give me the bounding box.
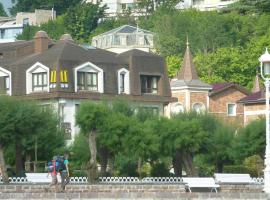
[75,62,104,93]
[113,35,120,45]
[118,68,129,94]
[0,76,9,94]
[192,103,205,113]
[23,18,29,26]
[61,122,71,140]
[142,107,159,115]
[227,103,236,116]
[120,73,125,93]
[26,62,49,94]
[77,72,98,91]
[141,75,158,94]
[171,103,184,115]
[0,67,11,95]
[32,72,47,92]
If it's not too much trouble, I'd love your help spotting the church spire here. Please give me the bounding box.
[252,74,261,93]
[176,37,199,81]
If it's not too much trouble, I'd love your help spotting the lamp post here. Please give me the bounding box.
[259,48,270,193]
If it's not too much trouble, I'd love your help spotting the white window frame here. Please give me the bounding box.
[117,68,130,94]
[192,102,205,113]
[74,62,104,93]
[0,67,12,95]
[26,62,49,94]
[227,103,236,116]
[170,102,184,115]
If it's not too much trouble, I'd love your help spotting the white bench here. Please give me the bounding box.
[182,177,220,193]
[26,173,61,184]
[214,173,255,184]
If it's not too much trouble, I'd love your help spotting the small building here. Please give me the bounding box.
[176,0,238,11]
[209,82,249,127]
[168,40,212,115]
[238,74,265,125]
[167,39,249,127]
[0,31,173,141]
[85,0,140,17]
[91,25,154,54]
[0,17,23,43]
[16,9,56,26]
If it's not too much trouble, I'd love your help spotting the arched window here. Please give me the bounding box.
[192,102,205,113]
[117,68,130,94]
[74,62,104,93]
[170,103,184,115]
[26,62,49,94]
[0,67,11,95]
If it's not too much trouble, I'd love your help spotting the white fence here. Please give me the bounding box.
[0,176,264,184]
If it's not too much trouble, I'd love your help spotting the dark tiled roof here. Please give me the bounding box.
[210,82,250,96]
[0,40,34,51]
[238,91,264,104]
[170,79,212,89]
[173,41,211,89]
[176,42,198,81]
[252,74,261,93]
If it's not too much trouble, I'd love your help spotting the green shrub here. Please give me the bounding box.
[150,162,170,177]
[223,165,257,177]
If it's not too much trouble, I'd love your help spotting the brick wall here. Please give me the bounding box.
[190,91,208,109]
[0,184,267,199]
[172,92,186,106]
[209,88,247,127]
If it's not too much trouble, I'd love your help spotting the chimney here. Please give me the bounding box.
[34,31,49,54]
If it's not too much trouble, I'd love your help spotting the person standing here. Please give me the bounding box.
[60,154,70,191]
[48,156,58,187]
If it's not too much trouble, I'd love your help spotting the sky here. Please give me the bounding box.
[1,0,15,15]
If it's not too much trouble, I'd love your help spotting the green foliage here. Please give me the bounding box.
[71,134,90,169]
[0,3,7,16]
[76,101,109,134]
[0,96,65,173]
[166,55,182,78]
[10,0,80,16]
[150,162,170,177]
[224,0,270,14]
[17,16,67,40]
[243,155,264,177]
[64,2,106,43]
[231,119,265,164]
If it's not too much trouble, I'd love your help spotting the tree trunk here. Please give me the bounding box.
[0,144,9,184]
[87,131,97,183]
[137,157,142,178]
[172,150,182,177]
[99,147,109,177]
[217,162,223,173]
[182,152,197,176]
[15,141,24,176]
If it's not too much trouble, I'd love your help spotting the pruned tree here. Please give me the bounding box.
[76,101,109,182]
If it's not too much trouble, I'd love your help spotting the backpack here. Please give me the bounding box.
[55,156,66,172]
[47,156,66,173]
[47,161,54,172]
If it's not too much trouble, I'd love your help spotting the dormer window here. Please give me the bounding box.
[140,75,159,94]
[118,68,130,94]
[0,67,12,95]
[32,72,47,92]
[77,72,98,91]
[26,62,49,94]
[74,62,104,93]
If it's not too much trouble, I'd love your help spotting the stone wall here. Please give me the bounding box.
[0,184,268,199]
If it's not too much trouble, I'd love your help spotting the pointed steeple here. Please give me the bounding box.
[252,74,261,93]
[176,37,199,81]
